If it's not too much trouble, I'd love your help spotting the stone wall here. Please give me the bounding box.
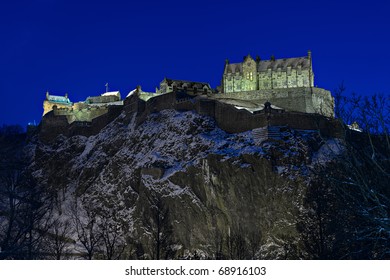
[53,106,109,123]
[213,87,334,118]
[86,95,119,104]
[40,89,340,142]
[39,112,69,142]
[40,105,123,141]
[43,100,72,116]
[212,101,342,138]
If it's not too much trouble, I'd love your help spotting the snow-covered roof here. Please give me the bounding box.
[126,89,137,98]
[46,94,71,104]
[102,91,120,97]
[347,124,363,132]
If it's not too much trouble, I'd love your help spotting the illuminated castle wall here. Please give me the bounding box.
[222,51,314,93]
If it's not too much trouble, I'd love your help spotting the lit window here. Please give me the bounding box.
[250,72,253,81]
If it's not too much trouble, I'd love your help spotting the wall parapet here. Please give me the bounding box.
[212,87,334,117]
[39,89,340,142]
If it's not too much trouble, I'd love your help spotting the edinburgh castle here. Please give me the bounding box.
[40,52,337,141]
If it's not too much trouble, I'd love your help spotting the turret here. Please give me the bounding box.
[136,85,142,94]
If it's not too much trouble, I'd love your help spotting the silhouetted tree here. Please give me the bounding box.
[145,196,174,259]
[0,169,52,259]
[71,199,101,260]
[97,210,126,260]
[299,88,390,259]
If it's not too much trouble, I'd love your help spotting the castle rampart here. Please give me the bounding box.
[38,52,337,142]
[39,89,342,142]
[213,87,334,118]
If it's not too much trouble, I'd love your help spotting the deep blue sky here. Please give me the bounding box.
[1,0,389,126]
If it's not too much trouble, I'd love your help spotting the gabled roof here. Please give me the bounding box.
[224,55,311,74]
[257,57,310,72]
[226,63,242,74]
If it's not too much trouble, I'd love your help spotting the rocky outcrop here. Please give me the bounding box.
[2,109,388,259]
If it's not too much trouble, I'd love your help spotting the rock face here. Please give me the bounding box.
[2,109,389,259]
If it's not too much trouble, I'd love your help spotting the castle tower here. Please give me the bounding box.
[242,54,257,91]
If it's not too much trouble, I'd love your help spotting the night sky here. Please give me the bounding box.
[1,0,389,127]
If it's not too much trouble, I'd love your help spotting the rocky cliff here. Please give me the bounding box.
[1,109,389,259]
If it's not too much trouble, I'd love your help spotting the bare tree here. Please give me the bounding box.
[71,199,101,260]
[45,217,73,259]
[300,89,390,259]
[0,169,52,259]
[97,211,126,260]
[145,196,174,260]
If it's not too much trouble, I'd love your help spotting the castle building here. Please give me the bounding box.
[42,90,123,123]
[222,51,314,93]
[85,91,121,105]
[43,92,72,116]
[159,78,212,94]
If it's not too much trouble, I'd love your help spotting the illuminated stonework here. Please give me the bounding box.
[158,78,212,94]
[42,91,123,123]
[222,51,314,93]
[43,92,72,116]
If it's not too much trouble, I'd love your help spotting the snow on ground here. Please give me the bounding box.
[311,139,345,165]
